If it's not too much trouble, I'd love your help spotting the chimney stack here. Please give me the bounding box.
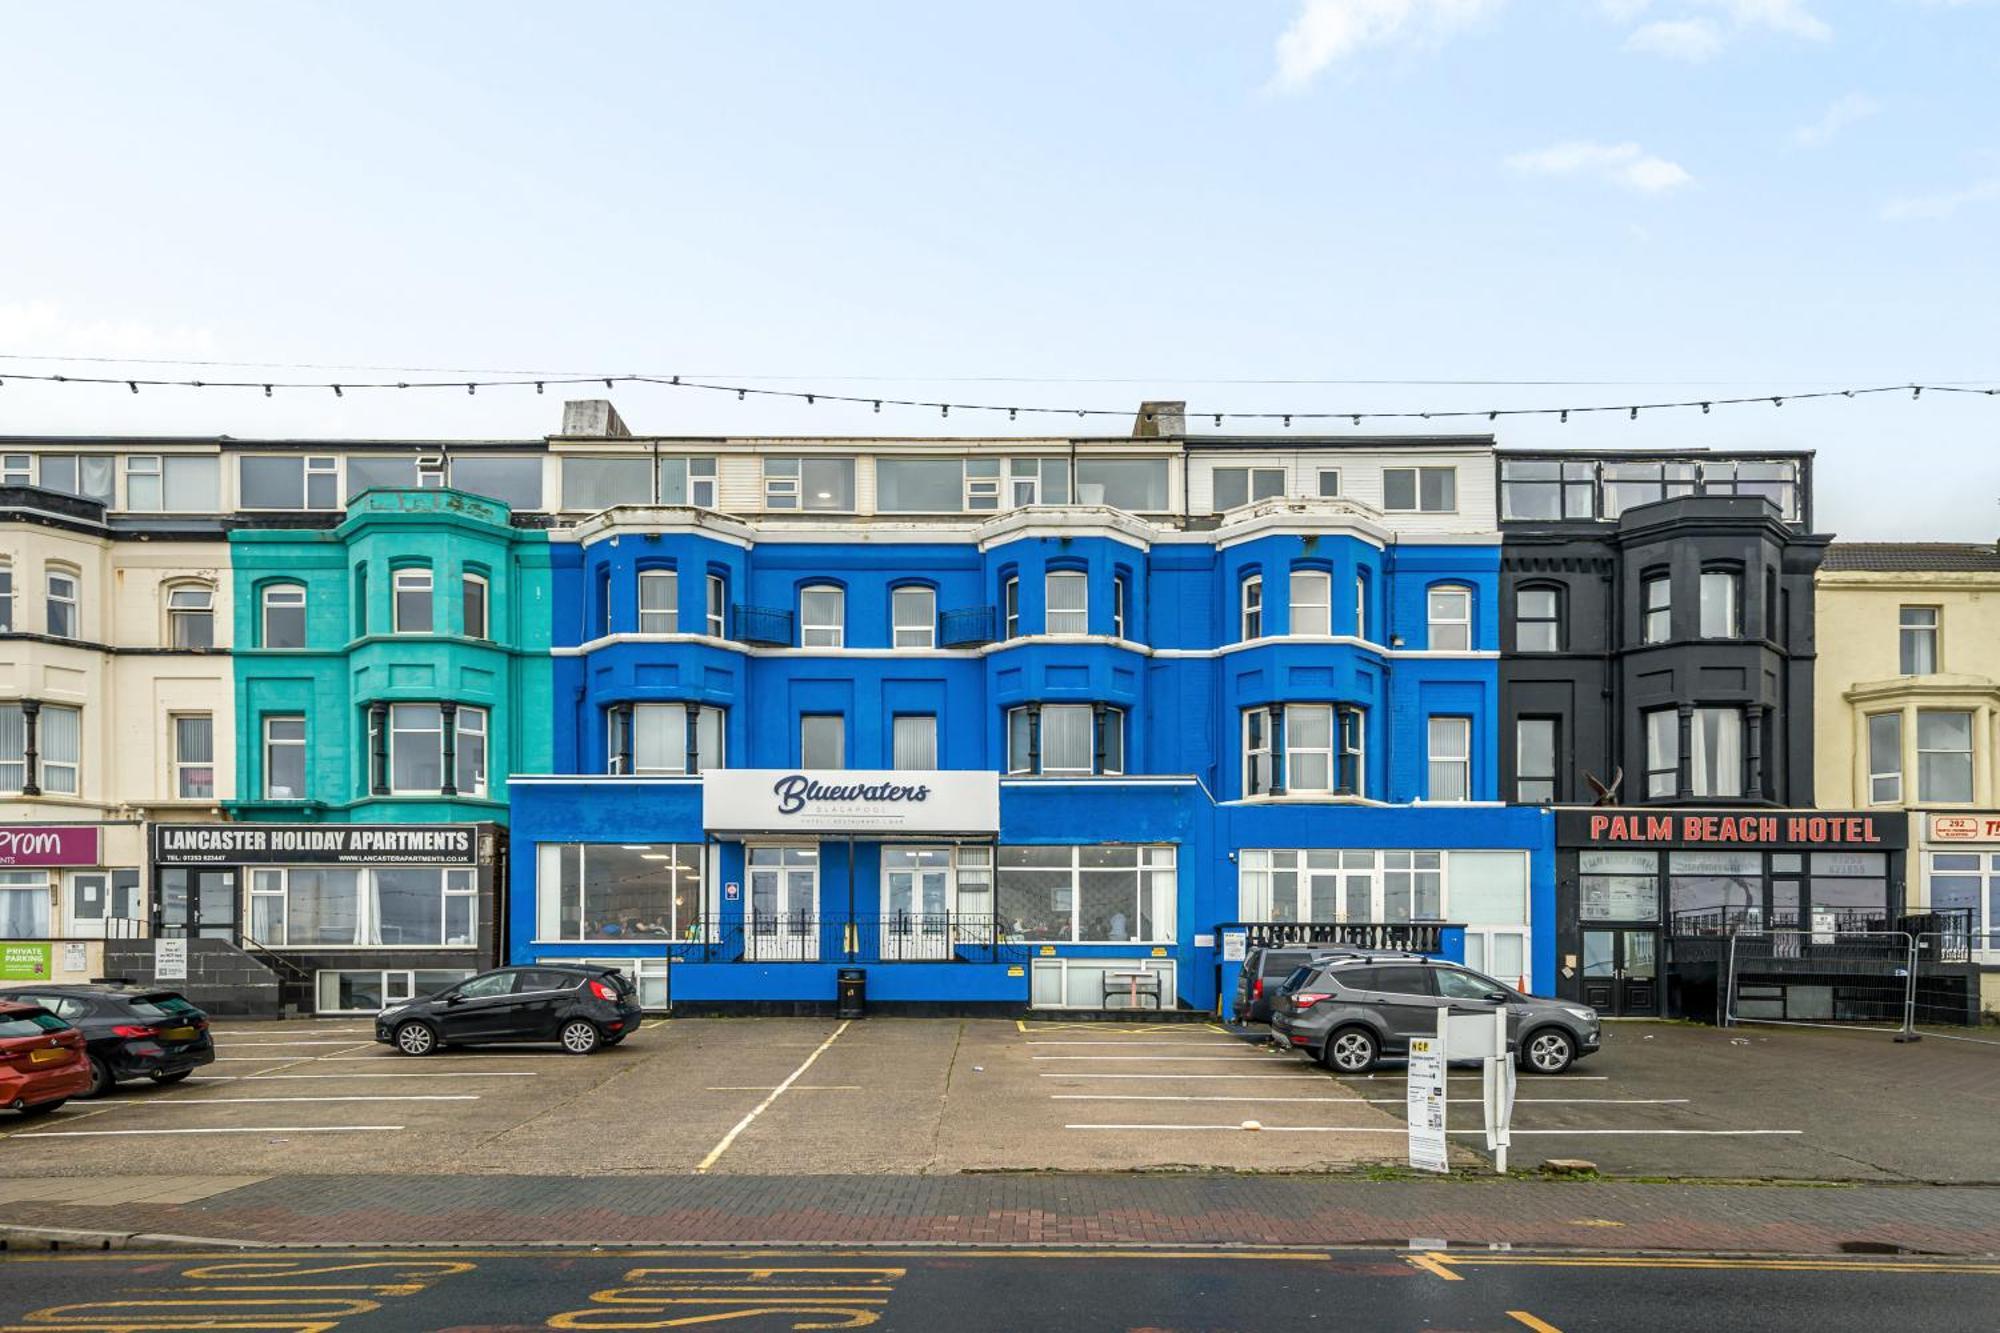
[1133,400,1186,438]
[562,399,631,438]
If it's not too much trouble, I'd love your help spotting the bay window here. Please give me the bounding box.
[0,705,25,791]
[249,866,476,947]
[1690,707,1744,798]
[1240,574,1262,640]
[997,845,1175,943]
[1644,709,1679,799]
[608,702,725,775]
[1867,712,1903,805]
[1289,569,1331,636]
[1285,706,1335,792]
[537,842,705,942]
[637,569,677,634]
[705,573,726,637]
[1044,571,1088,635]
[393,568,434,633]
[1002,576,1020,639]
[1642,572,1671,644]
[46,569,78,639]
[1006,704,1124,776]
[0,703,79,796]
[462,572,489,640]
[37,705,78,794]
[383,704,488,796]
[1699,568,1741,639]
[0,559,11,631]
[1918,709,1974,803]
[1243,704,1364,797]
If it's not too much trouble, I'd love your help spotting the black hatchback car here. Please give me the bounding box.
[1232,946,1334,1025]
[375,965,642,1056]
[0,984,214,1097]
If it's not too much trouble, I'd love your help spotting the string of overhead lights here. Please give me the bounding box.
[0,366,1989,426]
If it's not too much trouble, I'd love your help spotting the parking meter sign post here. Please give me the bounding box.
[1481,1005,1516,1174]
[1406,1031,1449,1174]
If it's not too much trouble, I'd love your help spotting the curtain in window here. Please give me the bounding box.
[0,875,50,937]
[1041,705,1094,773]
[0,706,24,790]
[1045,573,1087,634]
[893,715,937,769]
[39,706,80,794]
[1689,709,1743,797]
[176,716,214,797]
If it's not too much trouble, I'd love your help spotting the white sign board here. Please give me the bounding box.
[155,938,188,982]
[62,941,87,974]
[702,770,999,835]
[1405,1036,1449,1173]
[1220,931,1247,962]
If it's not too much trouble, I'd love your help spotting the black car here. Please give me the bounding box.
[1232,946,1336,1024]
[374,965,642,1056]
[0,984,215,1097]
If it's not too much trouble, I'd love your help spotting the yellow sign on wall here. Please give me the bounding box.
[1038,945,1056,956]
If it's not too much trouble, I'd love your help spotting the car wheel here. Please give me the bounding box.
[1323,1026,1379,1073]
[394,1021,440,1057]
[559,1020,602,1055]
[83,1056,115,1098]
[150,1070,193,1085]
[1521,1028,1576,1074]
[15,1099,64,1117]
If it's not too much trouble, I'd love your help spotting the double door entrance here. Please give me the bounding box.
[742,844,980,962]
[1580,928,1658,1015]
[155,869,238,940]
[746,847,820,961]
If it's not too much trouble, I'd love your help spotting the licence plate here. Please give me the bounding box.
[30,1048,71,1065]
[164,1027,197,1041]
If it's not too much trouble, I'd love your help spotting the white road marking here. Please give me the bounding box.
[210,1040,363,1047]
[1031,1055,1272,1062]
[1053,1095,1369,1103]
[1337,1074,1610,1081]
[1063,1124,1803,1136]
[242,1072,538,1080]
[1023,1041,1249,1047]
[1361,1097,1691,1106]
[696,1020,851,1174]
[13,1125,404,1139]
[704,1086,861,1092]
[1066,1123,1404,1133]
[98,1095,480,1105]
[1038,1072,1326,1080]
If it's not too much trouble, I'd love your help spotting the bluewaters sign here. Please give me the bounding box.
[702,770,999,835]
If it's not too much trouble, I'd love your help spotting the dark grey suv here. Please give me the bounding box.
[1269,953,1601,1074]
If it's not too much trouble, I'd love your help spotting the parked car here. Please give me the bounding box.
[0,999,92,1116]
[375,965,642,1056]
[1233,945,1353,1024]
[1269,953,1601,1074]
[0,985,215,1097]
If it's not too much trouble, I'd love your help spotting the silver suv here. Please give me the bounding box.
[1268,953,1601,1074]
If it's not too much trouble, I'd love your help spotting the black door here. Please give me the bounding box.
[435,970,526,1042]
[1580,929,1659,1015]
[156,869,238,940]
[510,969,576,1040]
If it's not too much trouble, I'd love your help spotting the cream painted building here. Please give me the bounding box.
[1816,542,2000,996]
[2,482,232,980]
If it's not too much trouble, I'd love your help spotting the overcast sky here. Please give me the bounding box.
[1,1,1995,538]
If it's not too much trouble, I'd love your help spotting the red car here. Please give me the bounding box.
[0,999,91,1117]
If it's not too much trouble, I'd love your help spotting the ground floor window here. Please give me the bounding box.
[1031,957,1175,1010]
[1604,849,1893,934]
[250,866,476,947]
[0,870,51,937]
[535,842,706,941]
[1234,848,1514,926]
[997,844,1174,943]
[1464,927,1531,988]
[1929,851,2000,953]
[316,968,475,1014]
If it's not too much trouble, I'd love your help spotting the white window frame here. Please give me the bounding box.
[1688,706,1744,799]
[638,569,678,634]
[706,573,726,638]
[998,844,1176,945]
[1900,606,1939,675]
[1289,569,1331,636]
[461,572,489,640]
[1212,466,1284,512]
[1003,576,1020,639]
[239,454,340,511]
[1917,709,1975,804]
[389,703,446,794]
[0,558,11,633]
[1113,576,1127,640]
[455,705,488,798]
[611,702,725,775]
[1427,585,1471,651]
[1240,574,1263,640]
[800,585,845,648]
[800,713,845,769]
[392,567,434,634]
[1699,569,1741,640]
[1427,716,1472,801]
[166,582,215,649]
[1286,704,1336,794]
[37,704,79,795]
[1383,466,1457,513]
[1867,711,1903,806]
[172,713,215,800]
[46,567,79,639]
[1644,708,1679,799]
[261,583,306,649]
[264,715,306,799]
[964,458,1002,512]
[1642,573,1671,644]
[1355,571,1369,642]
[658,455,718,507]
[1316,468,1340,498]
[892,714,938,770]
[1045,570,1088,636]
[892,586,936,648]
[1243,708,1274,796]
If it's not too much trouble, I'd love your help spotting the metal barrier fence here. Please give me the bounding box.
[1708,925,1995,1044]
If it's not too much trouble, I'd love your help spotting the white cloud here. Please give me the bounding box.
[1624,17,1724,59]
[0,301,219,362]
[1880,178,2000,221]
[1793,92,1881,147]
[1505,140,1694,192]
[1271,0,1504,90]
[1717,0,1831,40]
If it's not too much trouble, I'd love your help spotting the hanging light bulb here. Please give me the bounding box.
[332,384,343,397]
[1560,410,1569,424]
[263,384,273,397]
[1702,402,1711,414]
[1629,407,1638,420]
[128,381,139,394]
[1282,415,1292,428]
[536,382,545,395]
[467,383,476,395]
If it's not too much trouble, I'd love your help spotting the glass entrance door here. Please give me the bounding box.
[157,869,238,941]
[746,846,818,961]
[1580,928,1658,1015]
[883,847,952,960]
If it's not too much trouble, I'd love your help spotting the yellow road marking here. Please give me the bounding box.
[1508,1312,1563,1333]
[1404,1253,1463,1280]
[0,1247,1339,1264]
[1416,1252,2000,1276]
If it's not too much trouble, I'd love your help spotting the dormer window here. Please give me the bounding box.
[1213,467,1283,512]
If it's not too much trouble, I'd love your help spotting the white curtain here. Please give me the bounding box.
[893,715,937,769]
[39,706,79,794]
[632,704,683,773]
[1041,705,1093,773]
[0,876,50,937]
[1691,709,1743,797]
[1045,572,1088,634]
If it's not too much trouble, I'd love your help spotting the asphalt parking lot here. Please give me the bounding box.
[2,1015,1992,1182]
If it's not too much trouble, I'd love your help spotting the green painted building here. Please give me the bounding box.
[209,486,552,1012]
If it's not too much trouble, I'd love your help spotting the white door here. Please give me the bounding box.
[63,872,111,939]
[747,846,819,961]
[883,847,952,960]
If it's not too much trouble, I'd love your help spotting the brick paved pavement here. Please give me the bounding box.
[3,1174,1998,1255]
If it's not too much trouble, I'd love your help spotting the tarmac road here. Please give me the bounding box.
[1,1246,1995,1332]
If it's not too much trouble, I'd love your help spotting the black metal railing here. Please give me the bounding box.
[939,605,998,647]
[1667,907,1893,938]
[731,604,795,646]
[103,915,151,941]
[859,913,1022,964]
[1219,921,1452,954]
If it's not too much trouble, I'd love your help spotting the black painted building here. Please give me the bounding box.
[1495,451,1849,1016]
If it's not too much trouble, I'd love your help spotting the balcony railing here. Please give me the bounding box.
[1221,921,1453,955]
[625,914,1022,964]
[939,605,998,648]
[731,604,795,647]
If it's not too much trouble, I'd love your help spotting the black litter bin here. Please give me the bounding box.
[837,967,867,1019]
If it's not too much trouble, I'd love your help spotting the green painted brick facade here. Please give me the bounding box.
[229,487,553,825]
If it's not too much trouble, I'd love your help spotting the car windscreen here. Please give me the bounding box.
[1279,966,1316,993]
[1260,951,1312,978]
[0,1012,69,1037]
[125,994,201,1020]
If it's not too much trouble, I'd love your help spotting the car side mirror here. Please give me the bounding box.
[1486,991,1512,1003]
[444,993,464,1005]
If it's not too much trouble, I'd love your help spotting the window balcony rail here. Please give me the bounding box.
[731,604,795,647]
[939,605,998,648]
[1220,920,1452,955]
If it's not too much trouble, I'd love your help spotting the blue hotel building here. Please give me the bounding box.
[506,405,1554,1012]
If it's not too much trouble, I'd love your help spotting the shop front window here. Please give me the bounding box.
[1930,852,2000,952]
[0,871,51,938]
[997,844,1174,943]
[250,866,475,947]
[1580,851,1660,922]
[537,843,705,943]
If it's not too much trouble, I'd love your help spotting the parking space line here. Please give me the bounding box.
[706,1085,861,1092]
[1361,1097,1692,1106]
[1031,1055,1274,1062]
[1066,1123,1405,1133]
[1023,1040,1250,1047]
[1039,1073,1327,1080]
[1507,1311,1564,1333]
[1053,1095,1370,1103]
[97,1095,481,1105]
[12,1124,405,1139]
[696,1020,851,1174]
[243,1071,538,1080]
[209,1040,365,1047]
[1063,1124,1803,1136]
